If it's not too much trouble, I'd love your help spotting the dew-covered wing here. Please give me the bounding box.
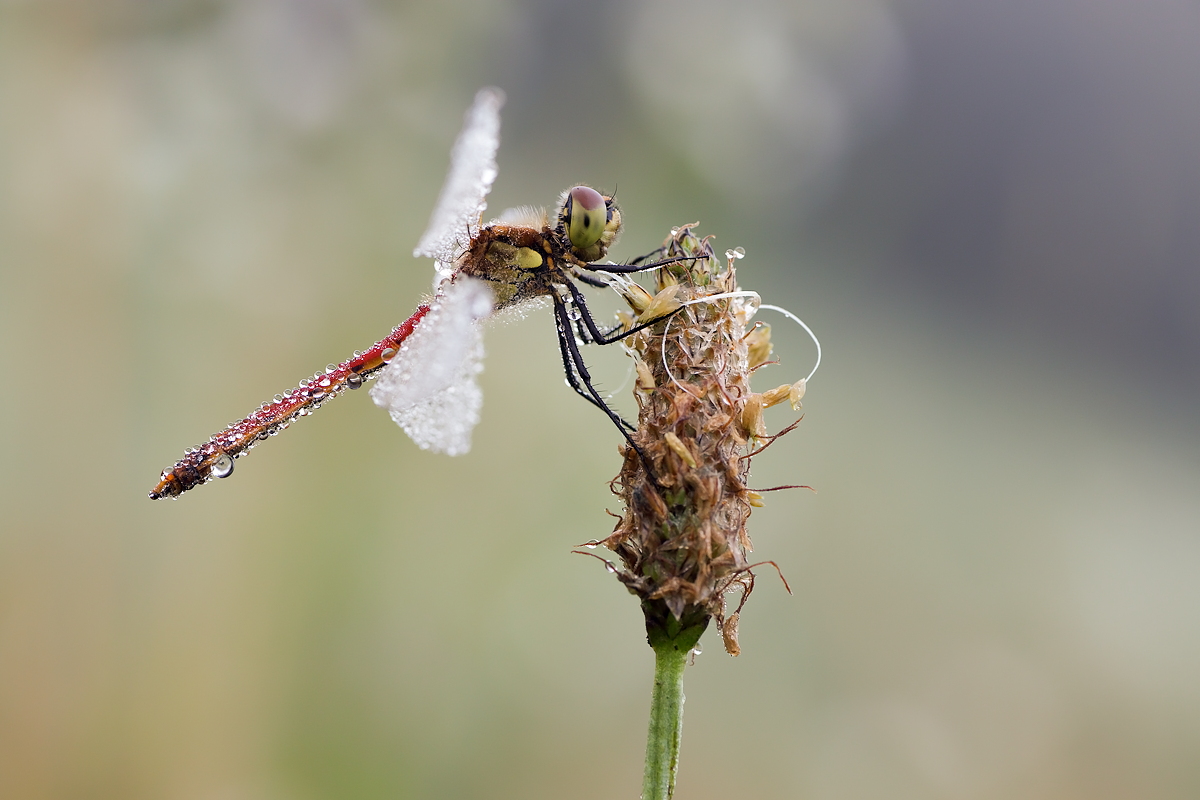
[369,277,495,455]
[414,87,505,274]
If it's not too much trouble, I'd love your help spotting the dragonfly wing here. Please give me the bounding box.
[414,87,505,281]
[369,277,496,455]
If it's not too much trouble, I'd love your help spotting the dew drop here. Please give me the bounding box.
[381,347,397,362]
[273,394,284,403]
[604,562,617,573]
[725,246,745,261]
[212,453,234,479]
[670,227,680,237]
[567,305,582,322]
[326,364,337,374]
[347,373,364,390]
[319,377,332,387]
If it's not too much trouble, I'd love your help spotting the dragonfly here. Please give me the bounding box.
[149,88,684,499]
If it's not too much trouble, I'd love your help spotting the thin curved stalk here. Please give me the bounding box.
[642,639,688,800]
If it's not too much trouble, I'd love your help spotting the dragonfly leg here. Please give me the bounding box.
[552,295,646,448]
[582,254,697,275]
[552,293,636,432]
[553,285,663,487]
[627,245,666,266]
[572,271,612,289]
[562,278,683,347]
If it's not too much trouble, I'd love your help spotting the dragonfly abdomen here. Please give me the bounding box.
[149,304,432,499]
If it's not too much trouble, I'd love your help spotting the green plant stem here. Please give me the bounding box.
[642,639,688,800]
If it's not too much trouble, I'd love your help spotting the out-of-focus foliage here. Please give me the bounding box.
[2,1,1198,798]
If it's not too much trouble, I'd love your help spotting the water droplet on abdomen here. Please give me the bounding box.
[213,453,234,479]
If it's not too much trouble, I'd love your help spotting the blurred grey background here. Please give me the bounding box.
[2,1,1198,798]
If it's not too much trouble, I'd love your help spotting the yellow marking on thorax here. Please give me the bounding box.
[515,247,543,271]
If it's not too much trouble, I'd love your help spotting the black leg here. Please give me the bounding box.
[553,296,660,485]
[572,271,611,289]
[562,277,684,347]
[552,294,641,444]
[627,246,666,266]
[552,292,635,432]
[582,254,698,275]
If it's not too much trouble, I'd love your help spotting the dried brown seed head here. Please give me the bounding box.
[600,224,807,654]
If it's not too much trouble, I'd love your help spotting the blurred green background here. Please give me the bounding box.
[3,1,1199,798]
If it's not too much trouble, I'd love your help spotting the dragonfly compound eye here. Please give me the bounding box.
[565,185,607,250]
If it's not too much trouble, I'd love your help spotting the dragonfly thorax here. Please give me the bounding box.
[455,186,621,310]
[455,224,557,308]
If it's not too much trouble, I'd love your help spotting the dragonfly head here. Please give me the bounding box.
[558,185,622,263]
